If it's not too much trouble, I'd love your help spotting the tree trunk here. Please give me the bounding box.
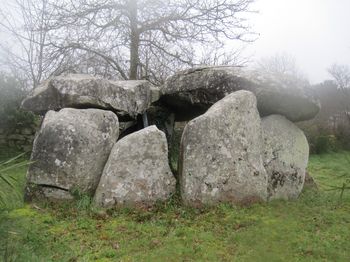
[128,0,139,80]
[130,33,139,80]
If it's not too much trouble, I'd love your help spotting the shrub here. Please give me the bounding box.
[335,124,350,150]
[0,72,37,133]
[314,135,339,154]
[298,120,346,154]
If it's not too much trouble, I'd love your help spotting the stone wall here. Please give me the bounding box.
[0,124,37,152]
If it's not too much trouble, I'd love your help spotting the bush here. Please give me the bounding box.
[314,135,339,154]
[0,72,37,132]
[335,124,350,150]
[298,121,347,154]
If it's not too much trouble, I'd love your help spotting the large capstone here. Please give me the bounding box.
[262,115,309,200]
[160,66,320,122]
[25,108,119,200]
[94,125,176,208]
[21,74,159,120]
[179,90,268,206]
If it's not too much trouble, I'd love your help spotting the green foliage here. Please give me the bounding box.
[0,152,31,209]
[70,188,93,211]
[314,135,338,154]
[0,151,350,261]
[168,123,185,175]
[298,80,350,154]
[335,124,350,150]
[308,151,350,199]
[0,72,37,132]
[299,121,346,154]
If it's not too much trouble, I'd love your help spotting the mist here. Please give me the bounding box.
[242,0,350,83]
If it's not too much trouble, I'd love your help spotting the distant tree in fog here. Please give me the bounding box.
[256,53,309,85]
[328,63,350,122]
[0,0,63,89]
[328,64,350,90]
[198,43,250,67]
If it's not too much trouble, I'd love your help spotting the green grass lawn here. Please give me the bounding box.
[0,150,350,261]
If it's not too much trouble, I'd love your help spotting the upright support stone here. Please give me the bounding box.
[262,115,309,200]
[142,112,149,127]
[179,91,268,206]
[94,125,176,208]
[25,108,119,201]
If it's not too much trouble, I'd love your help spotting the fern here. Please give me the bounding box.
[0,152,32,206]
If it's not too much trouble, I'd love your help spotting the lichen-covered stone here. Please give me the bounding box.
[94,125,176,208]
[179,90,268,206]
[21,74,159,119]
[26,108,119,200]
[160,66,320,122]
[262,115,309,200]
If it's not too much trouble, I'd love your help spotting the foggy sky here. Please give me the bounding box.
[1,0,349,84]
[243,0,350,84]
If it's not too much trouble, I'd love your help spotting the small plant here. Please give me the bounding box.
[0,152,32,206]
[317,152,350,200]
[70,188,93,211]
[338,153,350,200]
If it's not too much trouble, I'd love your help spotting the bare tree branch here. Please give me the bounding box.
[1,0,256,85]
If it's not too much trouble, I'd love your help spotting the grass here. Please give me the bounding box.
[0,150,350,261]
[308,151,350,192]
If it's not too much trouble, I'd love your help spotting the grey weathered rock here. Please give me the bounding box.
[160,66,320,122]
[21,74,159,119]
[262,115,309,200]
[26,108,119,200]
[179,90,268,206]
[94,125,176,208]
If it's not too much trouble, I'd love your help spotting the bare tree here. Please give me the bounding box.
[0,0,137,88]
[328,63,350,122]
[0,0,255,86]
[256,53,308,85]
[45,0,255,82]
[0,0,67,88]
[328,64,350,90]
[198,43,250,67]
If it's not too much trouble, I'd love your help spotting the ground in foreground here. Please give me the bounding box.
[0,151,349,261]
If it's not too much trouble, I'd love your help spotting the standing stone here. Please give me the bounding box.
[26,108,119,200]
[262,115,309,200]
[179,90,268,206]
[94,125,176,208]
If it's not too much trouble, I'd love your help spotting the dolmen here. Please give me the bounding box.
[22,66,320,207]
